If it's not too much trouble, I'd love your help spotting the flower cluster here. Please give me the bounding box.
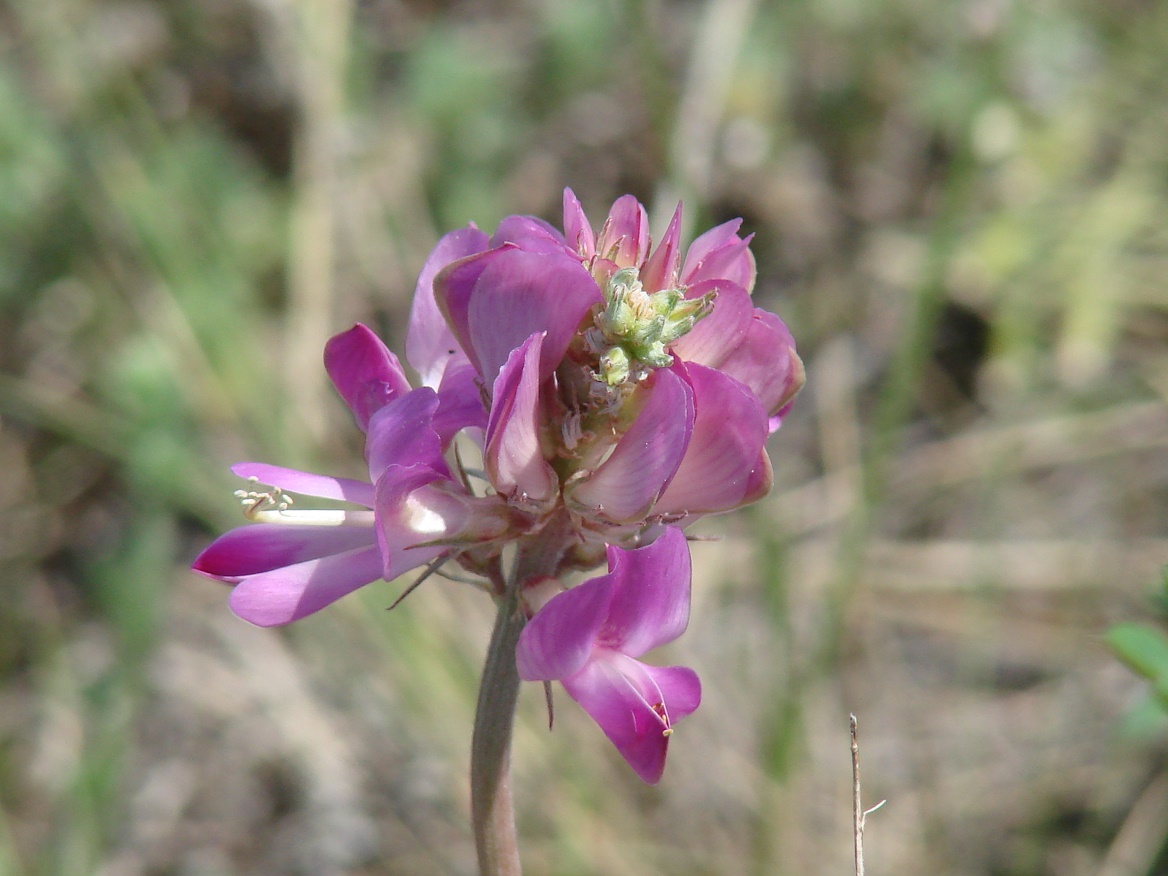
[194,190,802,783]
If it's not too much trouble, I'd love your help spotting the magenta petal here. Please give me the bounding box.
[741,447,774,504]
[373,462,446,546]
[193,524,375,580]
[716,309,805,419]
[324,324,412,431]
[382,534,446,584]
[374,464,469,579]
[681,218,740,274]
[516,574,613,682]
[562,654,700,784]
[600,527,691,657]
[636,662,701,723]
[364,388,447,483]
[230,463,375,508]
[406,226,490,387]
[640,202,682,292]
[652,364,769,516]
[433,360,488,443]
[228,544,384,626]
[485,333,557,504]
[562,188,595,257]
[667,280,752,369]
[491,215,565,249]
[566,369,693,523]
[434,245,515,377]
[464,248,601,384]
[596,195,649,268]
[681,219,756,291]
[687,236,755,291]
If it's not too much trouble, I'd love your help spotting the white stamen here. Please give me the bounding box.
[236,477,374,527]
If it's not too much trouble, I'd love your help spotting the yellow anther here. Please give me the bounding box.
[650,701,672,737]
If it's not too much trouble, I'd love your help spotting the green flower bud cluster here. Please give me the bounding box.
[589,267,713,386]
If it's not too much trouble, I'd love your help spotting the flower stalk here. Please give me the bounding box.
[471,514,574,875]
[470,581,525,876]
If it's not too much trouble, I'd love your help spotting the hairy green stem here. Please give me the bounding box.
[471,515,573,875]
[470,583,525,876]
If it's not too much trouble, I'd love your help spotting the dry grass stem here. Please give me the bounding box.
[283,0,354,444]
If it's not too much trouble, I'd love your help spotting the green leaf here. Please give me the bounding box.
[1109,623,1168,684]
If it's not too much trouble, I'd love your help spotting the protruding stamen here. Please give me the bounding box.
[235,477,295,521]
[651,700,673,737]
[234,476,374,527]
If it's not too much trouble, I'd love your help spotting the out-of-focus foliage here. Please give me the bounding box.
[2,0,1168,873]
[1111,569,1168,713]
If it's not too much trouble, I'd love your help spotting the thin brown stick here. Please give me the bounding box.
[851,714,864,876]
[851,714,885,876]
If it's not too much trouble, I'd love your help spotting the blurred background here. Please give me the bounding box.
[2,0,1168,873]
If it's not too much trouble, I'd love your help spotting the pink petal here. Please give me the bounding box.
[462,247,601,385]
[640,201,682,292]
[681,219,756,291]
[490,215,565,249]
[406,226,490,388]
[382,461,513,580]
[375,464,450,539]
[228,544,385,626]
[562,653,700,784]
[515,574,613,682]
[652,364,769,516]
[324,324,412,432]
[433,245,514,378]
[716,309,805,420]
[382,537,447,585]
[599,527,691,657]
[681,218,740,273]
[596,195,650,268]
[667,280,753,369]
[565,369,693,523]
[433,360,488,443]
[485,333,558,505]
[193,524,376,580]
[230,462,375,508]
[364,388,447,483]
[562,188,595,258]
[742,447,774,502]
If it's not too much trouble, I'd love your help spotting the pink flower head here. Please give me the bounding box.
[197,191,801,626]
[403,190,803,547]
[515,526,700,783]
[556,191,804,531]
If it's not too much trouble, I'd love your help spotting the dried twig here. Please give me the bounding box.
[851,714,885,876]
